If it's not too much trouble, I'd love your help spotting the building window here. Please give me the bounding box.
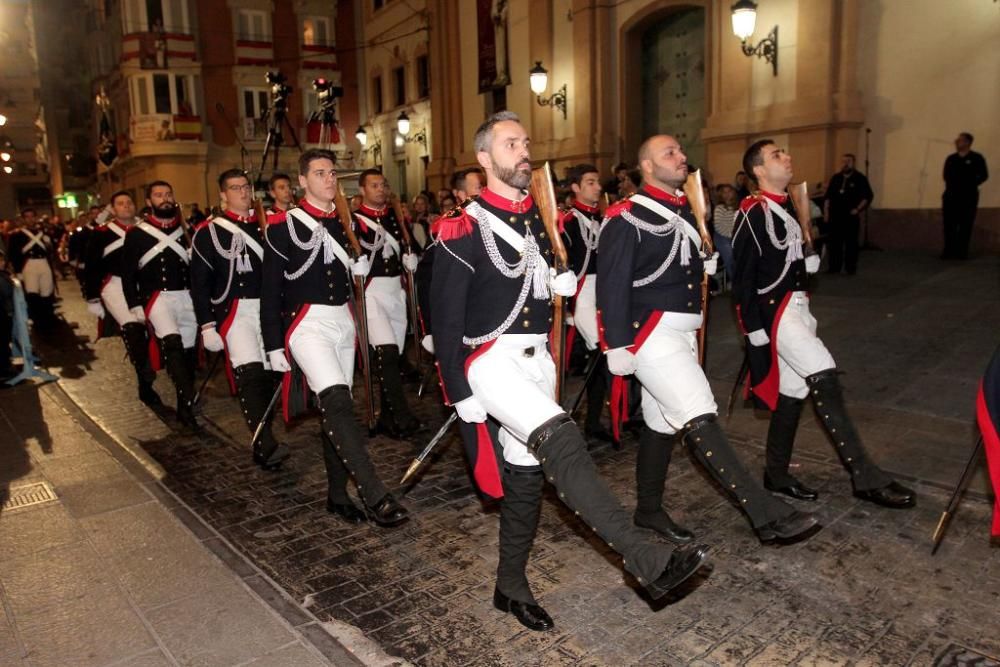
[416,55,429,99]
[303,17,331,47]
[393,66,405,107]
[241,87,270,140]
[153,73,171,114]
[237,9,271,42]
[130,73,198,116]
[372,75,383,114]
[121,0,189,34]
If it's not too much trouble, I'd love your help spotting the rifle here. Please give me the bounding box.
[334,187,377,433]
[684,169,714,366]
[530,162,570,402]
[788,181,815,253]
[389,193,423,370]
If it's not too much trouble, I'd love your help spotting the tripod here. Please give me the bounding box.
[256,94,302,186]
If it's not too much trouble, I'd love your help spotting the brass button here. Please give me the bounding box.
[769,299,775,305]
[509,216,517,223]
[522,306,530,314]
[522,320,530,328]
[632,321,640,329]
[327,270,332,276]
[687,302,693,307]
[688,284,694,289]
[539,232,546,238]
[687,270,693,275]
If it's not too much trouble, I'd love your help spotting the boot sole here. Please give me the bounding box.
[634,517,696,545]
[758,519,823,545]
[645,545,711,600]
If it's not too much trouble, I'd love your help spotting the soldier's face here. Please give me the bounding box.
[298,158,338,203]
[754,144,793,187]
[269,178,293,205]
[480,120,532,190]
[112,194,135,220]
[361,174,388,207]
[643,136,688,189]
[221,176,252,212]
[572,172,602,205]
[146,186,175,209]
[464,172,485,198]
[22,211,36,225]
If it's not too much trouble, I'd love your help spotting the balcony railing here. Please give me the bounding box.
[129,113,203,143]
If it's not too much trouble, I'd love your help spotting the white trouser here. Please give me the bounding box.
[21,258,54,296]
[288,304,356,394]
[775,292,836,399]
[100,276,139,326]
[365,276,407,350]
[635,318,718,435]
[574,274,599,350]
[220,298,267,369]
[467,334,564,467]
[147,290,198,348]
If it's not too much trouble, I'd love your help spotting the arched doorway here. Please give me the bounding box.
[621,4,708,169]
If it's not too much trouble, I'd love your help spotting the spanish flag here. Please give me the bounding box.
[976,345,1000,536]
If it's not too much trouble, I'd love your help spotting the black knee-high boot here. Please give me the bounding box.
[526,414,710,599]
[160,334,198,429]
[234,362,289,470]
[634,427,694,543]
[374,345,420,437]
[584,355,613,443]
[496,464,544,604]
[320,430,366,523]
[317,385,408,526]
[764,394,805,489]
[121,322,161,406]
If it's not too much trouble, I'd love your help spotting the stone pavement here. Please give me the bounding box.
[22,250,1000,666]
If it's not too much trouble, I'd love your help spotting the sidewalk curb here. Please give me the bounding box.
[46,382,369,667]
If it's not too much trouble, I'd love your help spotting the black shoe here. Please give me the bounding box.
[634,510,695,545]
[326,498,367,524]
[138,383,162,407]
[644,543,711,600]
[176,402,200,431]
[253,443,291,471]
[492,589,553,632]
[365,494,409,527]
[853,481,916,509]
[764,475,819,502]
[756,510,821,544]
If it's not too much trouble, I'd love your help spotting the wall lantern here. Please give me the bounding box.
[731,0,778,76]
[528,61,568,119]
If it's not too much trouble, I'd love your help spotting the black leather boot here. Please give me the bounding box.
[763,394,817,500]
[374,345,421,437]
[682,414,820,544]
[321,430,365,524]
[318,385,408,526]
[634,427,695,544]
[584,356,613,445]
[807,370,914,507]
[234,362,290,470]
[160,334,198,430]
[121,322,161,407]
[526,414,710,599]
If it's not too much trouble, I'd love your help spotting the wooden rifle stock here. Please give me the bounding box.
[530,162,570,402]
[334,188,376,432]
[684,169,713,366]
[390,193,423,367]
[788,181,815,252]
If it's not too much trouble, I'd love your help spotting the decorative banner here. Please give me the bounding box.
[477,0,497,93]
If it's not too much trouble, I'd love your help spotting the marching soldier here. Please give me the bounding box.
[597,135,820,546]
[83,191,161,407]
[121,180,200,429]
[732,139,916,508]
[261,148,409,526]
[7,208,57,331]
[191,169,290,470]
[267,173,294,214]
[352,169,422,438]
[431,112,710,631]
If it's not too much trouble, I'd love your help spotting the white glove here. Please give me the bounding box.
[86,300,105,319]
[402,252,419,273]
[96,205,113,225]
[805,254,821,274]
[702,251,719,276]
[268,349,291,373]
[454,396,487,423]
[549,269,577,297]
[201,327,224,353]
[421,335,434,355]
[129,306,146,322]
[606,347,637,376]
[350,256,370,277]
[747,329,770,347]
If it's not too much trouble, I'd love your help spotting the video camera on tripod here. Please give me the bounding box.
[310,78,343,123]
[265,71,293,113]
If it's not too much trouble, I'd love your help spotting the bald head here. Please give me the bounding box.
[637,135,688,191]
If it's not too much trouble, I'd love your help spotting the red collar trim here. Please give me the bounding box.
[641,184,686,206]
[479,187,534,213]
[357,204,387,218]
[760,190,788,204]
[573,201,600,215]
[144,214,178,230]
[297,198,337,218]
[221,209,256,224]
[112,220,132,232]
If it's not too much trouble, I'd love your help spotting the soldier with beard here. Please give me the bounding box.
[431,112,710,631]
[83,191,161,407]
[121,180,199,429]
[191,169,290,470]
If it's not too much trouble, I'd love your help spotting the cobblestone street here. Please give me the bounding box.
[25,251,1000,666]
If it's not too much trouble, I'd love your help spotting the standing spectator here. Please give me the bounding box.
[735,171,752,200]
[602,162,630,202]
[713,184,739,281]
[941,132,989,260]
[409,193,433,251]
[823,153,872,275]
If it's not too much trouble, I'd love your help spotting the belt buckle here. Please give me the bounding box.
[523,346,535,358]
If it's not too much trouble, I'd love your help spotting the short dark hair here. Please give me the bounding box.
[613,162,629,173]
[268,172,291,190]
[473,111,521,153]
[843,153,856,161]
[742,139,774,184]
[959,132,974,144]
[298,148,336,176]
[145,180,173,200]
[566,164,599,187]
[110,190,133,205]
[358,168,383,188]
[449,169,468,192]
[626,169,642,188]
[89,205,102,212]
[218,168,248,191]
[21,207,36,216]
